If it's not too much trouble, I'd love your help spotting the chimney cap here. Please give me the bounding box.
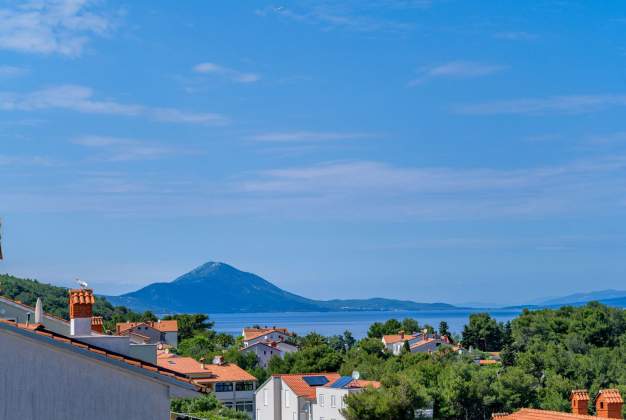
[570,390,590,401]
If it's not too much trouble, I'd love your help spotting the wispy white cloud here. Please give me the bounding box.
[0,65,28,78]
[409,61,507,86]
[193,62,260,83]
[0,0,113,56]
[456,94,626,115]
[72,135,187,161]
[0,154,54,166]
[256,3,416,33]
[494,31,538,41]
[233,156,626,220]
[0,85,228,125]
[248,131,373,142]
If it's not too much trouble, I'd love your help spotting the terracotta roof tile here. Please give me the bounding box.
[243,327,292,341]
[69,289,95,305]
[116,320,178,334]
[276,373,342,400]
[596,389,623,404]
[570,390,590,402]
[382,334,417,344]
[157,353,256,383]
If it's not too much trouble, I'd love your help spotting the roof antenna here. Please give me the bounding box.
[76,279,88,289]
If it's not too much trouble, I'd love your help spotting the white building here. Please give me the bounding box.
[255,372,380,420]
[243,327,294,347]
[382,330,450,356]
[0,318,201,420]
[158,352,258,417]
[116,320,179,348]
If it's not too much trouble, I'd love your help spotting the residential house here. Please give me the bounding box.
[158,351,258,417]
[382,330,450,355]
[242,326,298,368]
[116,320,179,347]
[492,389,624,419]
[0,318,201,420]
[243,327,294,347]
[255,372,380,420]
[241,340,299,368]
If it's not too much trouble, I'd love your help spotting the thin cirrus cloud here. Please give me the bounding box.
[248,131,373,142]
[0,0,112,56]
[456,94,626,115]
[0,65,28,78]
[408,61,507,86]
[72,135,186,161]
[0,85,228,125]
[233,155,626,220]
[193,62,260,83]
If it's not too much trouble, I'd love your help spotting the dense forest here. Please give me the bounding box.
[2,274,625,419]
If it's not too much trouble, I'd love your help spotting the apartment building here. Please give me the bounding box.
[116,320,179,347]
[255,372,380,420]
[158,352,258,417]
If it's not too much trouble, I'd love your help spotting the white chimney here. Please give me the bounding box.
[34,298,43,324]
[213,355,225,365]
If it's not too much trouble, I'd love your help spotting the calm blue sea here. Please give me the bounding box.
[208,309,522,339]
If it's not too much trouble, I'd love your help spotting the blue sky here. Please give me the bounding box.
[1,0,626,305]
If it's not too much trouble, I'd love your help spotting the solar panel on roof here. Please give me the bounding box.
[330,376,354,389]
[302,376,329,386]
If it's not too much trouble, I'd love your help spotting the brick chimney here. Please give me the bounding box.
[399,330,405,339]
[91,316,104,334]
[69,289,95,336]
[570,390,590,415]
[596,389,624,419]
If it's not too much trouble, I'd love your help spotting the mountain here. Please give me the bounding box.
[106,262,461,314]
[538,289,626,306]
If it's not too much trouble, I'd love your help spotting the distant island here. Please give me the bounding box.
[105,261,626,314]
[105,261,460,314]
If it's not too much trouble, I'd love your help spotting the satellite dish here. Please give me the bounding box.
[352,371,360,381]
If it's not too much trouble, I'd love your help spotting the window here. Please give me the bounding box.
[319,394,325,407]
[236,381,254,391]
[264,389,269,406]
[215,382,233,392]
[224,402,233,408]
[285,390,290,407]
[330,395,336,408]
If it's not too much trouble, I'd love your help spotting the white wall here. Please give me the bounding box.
[242,343,283,368]
[0,326,197,420]
[314,388,349,420]
[256,376,282,420]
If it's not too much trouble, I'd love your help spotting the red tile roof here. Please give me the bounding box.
[382,334,416,344]
[492,408,612,419]
[157,352,256,383]
[596,389,623,404]
[243,327,292,341]
[116,320,178,334]
[570,390,590,402]
[479,359,500,366]
[0,319,203,392]
[276,373,342,400]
